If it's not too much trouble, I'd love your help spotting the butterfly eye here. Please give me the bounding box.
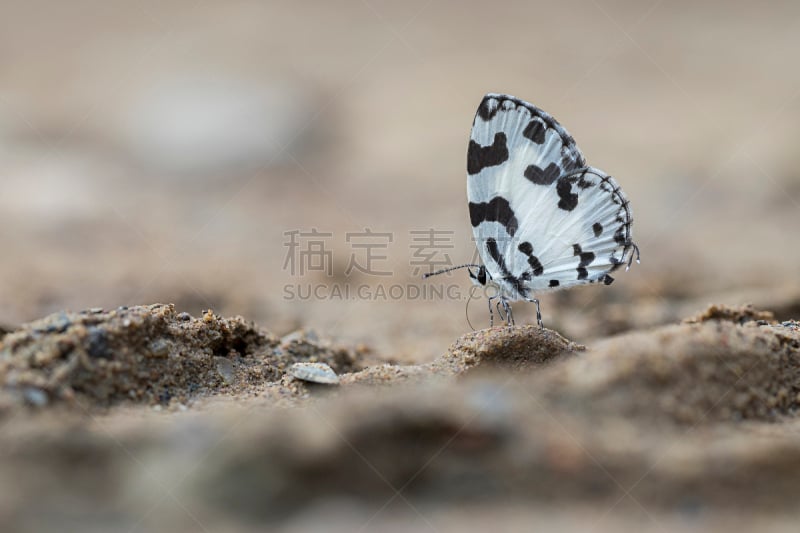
[477,266,487,285]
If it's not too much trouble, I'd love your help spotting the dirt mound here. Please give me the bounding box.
[540,316,800,425]
[0,304,366,410]
[683,303,775,324]
[343,325,582,386]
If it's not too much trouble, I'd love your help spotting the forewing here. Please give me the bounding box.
[467,93,585,287]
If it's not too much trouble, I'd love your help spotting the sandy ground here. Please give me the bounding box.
[2,304,800,531]
[2,0,800,530]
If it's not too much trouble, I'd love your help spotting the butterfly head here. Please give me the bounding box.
[468,265,488,286]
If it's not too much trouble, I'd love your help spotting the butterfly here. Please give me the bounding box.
[425,93,639,327]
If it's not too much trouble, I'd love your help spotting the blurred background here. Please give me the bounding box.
[2,0,800,360]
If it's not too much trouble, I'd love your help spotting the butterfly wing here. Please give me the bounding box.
[467,93,635,299]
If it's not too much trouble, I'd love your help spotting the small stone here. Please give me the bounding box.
[281,329,320,345]
[177,312,192,321]
[288,362,340,385]
[22,387,49,407]
[281,330,305,345]
[149,339,169,358]
[36,312,71,334]
[215,357,236,385]
[86,327,112,359]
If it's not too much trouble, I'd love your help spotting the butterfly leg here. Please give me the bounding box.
[525,297,543,329]
[487,295,496,327]
[495,298,515,326]
[501,298,515,326]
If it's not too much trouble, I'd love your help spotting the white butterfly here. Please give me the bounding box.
[426,93,639,327]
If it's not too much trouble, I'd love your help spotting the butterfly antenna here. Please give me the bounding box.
[422,264,482,279]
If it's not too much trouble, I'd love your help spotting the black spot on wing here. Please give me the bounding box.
[572,244,595,278]
[577,175,594,189]
[529,257,544,276]
[549,280,560,288]
[592,222,603,237]
[614,226,627,245]
[602,274,614,285]
[561,155,583,173]
[524,163,561,186]
[522,119,546,144]
[486,238,503,266]
[469,196,518,237]
[476,97,501,121]
[556,177,579,211]
[517,242,544,276]
[467,132,509,175]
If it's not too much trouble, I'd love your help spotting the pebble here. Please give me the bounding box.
[288,362,340,385]
[281,329,320,345]
[281,330,305,345]
[215,357,236,385]
[149,339,169,358]
[22,387,49,407]
[86,327,112,359]
[34,312,71,334]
